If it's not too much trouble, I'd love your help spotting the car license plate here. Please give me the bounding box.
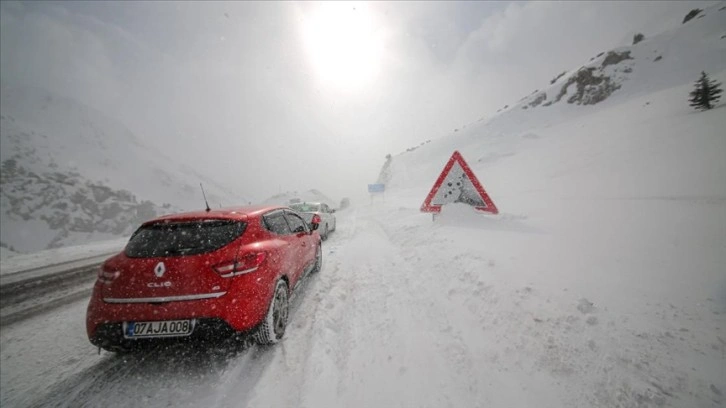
[123,319,195,339]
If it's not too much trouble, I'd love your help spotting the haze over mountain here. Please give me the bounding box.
[0,85,250,253]
[1,3,724,258]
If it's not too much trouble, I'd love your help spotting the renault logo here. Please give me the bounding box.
[154,262,166,278]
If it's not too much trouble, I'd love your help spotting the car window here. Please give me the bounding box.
[285,211,309,234]
[290,203,320,212]
[125,219,246,258]
[263,211,292,235]
[293,211,314,224]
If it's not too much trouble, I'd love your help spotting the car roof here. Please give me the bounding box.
[142,205,287,225]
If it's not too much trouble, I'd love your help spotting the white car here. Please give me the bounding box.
[289,202,336,240]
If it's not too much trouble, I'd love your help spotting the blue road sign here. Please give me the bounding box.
[368,184,385,193]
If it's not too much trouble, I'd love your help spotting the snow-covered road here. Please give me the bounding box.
[1,199,724,408]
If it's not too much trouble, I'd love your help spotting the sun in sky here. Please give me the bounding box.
[300,1,385,93]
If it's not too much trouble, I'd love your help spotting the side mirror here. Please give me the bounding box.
[310,214,321,231]
[330,209,336,213]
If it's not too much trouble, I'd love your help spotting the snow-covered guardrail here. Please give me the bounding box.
[0,253,115,327]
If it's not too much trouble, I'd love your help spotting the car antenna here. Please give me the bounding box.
[200,183,211,212]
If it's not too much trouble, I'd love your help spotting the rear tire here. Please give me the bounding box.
[322,224,329,241]
[311,244,322,274]
[254,279,289,345]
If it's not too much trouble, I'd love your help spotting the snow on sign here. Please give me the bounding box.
[420,150,499,214]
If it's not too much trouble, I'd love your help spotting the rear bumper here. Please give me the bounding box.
[89,318,249,351]
[86,276,275,344]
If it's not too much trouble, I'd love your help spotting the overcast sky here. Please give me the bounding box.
[0,1,716,202]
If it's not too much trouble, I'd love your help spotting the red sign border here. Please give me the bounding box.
[420,150,499,214]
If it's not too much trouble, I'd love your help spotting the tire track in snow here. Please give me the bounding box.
[284,208,489,408]
[236,209,361,408]
[292,211,366,407]
[378,217,492,407]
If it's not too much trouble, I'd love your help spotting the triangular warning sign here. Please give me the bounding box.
[420,150,498,214]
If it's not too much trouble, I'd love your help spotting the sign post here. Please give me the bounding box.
[420,151,498,219]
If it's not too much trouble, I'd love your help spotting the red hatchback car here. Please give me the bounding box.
[86,205,322,352]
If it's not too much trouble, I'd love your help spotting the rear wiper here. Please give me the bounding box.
[162,247,200,255]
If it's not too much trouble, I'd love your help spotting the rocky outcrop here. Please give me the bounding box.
[528,92,548,108]
[682,9,703,24]
[377,154,393,185]
[601,51,633,68]
[1,157,175,251]
[553,67,622,106]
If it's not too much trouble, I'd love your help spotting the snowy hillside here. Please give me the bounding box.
[0,86,250,253]
[360,4,726,407]
[509,4,726,113]
[386,3,726,192]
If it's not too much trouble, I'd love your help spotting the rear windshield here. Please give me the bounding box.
[290,203,320,212]
[125,219,246,258]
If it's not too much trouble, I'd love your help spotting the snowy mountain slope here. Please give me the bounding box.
[513,3,726,113]
[0,86,251,253]
[387,3,726,194]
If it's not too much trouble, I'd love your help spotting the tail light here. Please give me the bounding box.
[310,214,321,231]
[97,266,120,285]
[214,252,267,277]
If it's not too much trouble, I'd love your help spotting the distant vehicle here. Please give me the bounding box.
[86,205,322,352]
[289,201,336,240]
[339,197,350,210]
